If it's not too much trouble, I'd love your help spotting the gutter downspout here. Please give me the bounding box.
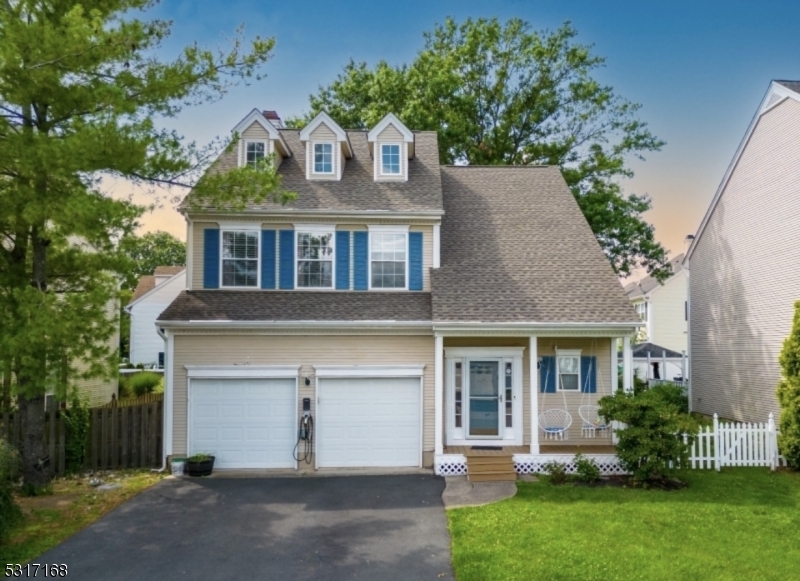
[152,325,169,473]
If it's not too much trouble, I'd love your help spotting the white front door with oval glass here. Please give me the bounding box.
[446,347,524,447]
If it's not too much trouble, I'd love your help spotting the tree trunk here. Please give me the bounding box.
[18,392,49,489]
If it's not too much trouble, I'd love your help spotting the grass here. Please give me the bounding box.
[448,469,800,581]
[0,470,165,564]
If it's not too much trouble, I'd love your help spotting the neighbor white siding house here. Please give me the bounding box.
[126,267,186,368]
[685,80,800,422]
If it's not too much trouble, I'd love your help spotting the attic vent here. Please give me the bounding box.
[766,92,783,108]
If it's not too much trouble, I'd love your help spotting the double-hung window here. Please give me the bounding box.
[556,350,581,391]
[381,144,401,175]
[314,143,333,173]
[297,231,334,288]
[222,230,259,287]
[370,231,407,289]
[245,141,266,168]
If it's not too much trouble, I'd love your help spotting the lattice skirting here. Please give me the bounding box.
[434,454,627,477]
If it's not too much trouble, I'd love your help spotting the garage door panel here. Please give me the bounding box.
[318,377,421,468]
[190,378,296,469]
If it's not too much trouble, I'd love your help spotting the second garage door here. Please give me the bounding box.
[317,377,421,468]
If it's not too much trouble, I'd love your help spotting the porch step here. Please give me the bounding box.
[466,455,516,482]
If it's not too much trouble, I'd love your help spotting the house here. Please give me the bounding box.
[685,80,800,422]
[125,266,186,368]
[622,342,686,384]
[624,254,687,354]
[155,109,641,474]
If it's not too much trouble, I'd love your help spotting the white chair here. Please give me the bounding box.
[538,409,572,440]
[578,405,609,438]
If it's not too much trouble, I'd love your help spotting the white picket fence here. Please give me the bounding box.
[687,413,783,471]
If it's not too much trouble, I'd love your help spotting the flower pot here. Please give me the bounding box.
[186,456,215,477]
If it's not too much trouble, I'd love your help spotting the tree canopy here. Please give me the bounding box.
[0,0,290,487]
[120,231,186,290]
[288,17,671,281]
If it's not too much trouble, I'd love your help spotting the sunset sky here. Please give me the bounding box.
[125,0,800,269]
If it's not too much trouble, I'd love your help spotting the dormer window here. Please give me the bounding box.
[245,141,266,168]
[314,143,334,174]
[381,144,401,175]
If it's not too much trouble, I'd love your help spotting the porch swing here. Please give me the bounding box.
[538,353,572,440]
[578,338,610,438]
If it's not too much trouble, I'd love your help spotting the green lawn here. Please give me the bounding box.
[448,469,800,581]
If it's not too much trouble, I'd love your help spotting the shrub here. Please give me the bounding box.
[63,395,90,472]
[574,453,601,483]
[542,460,568,485]
[0,439,21,541]
[599,387,698,484]
[118,375,133,399]
[777,301,800,468]
[128,371,162,396]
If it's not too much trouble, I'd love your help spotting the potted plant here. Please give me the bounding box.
[185,453,215,477]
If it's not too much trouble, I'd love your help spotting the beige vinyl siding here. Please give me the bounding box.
[240,122,282,170]
[374,135,408,182]
[172,334,434,457]
[442,337,612,447]
[690,98,800,422]
[649,270,688,353]
[72,298,119,407]
[409,225,432,291]
[307,123,340,180]
[190,222,218,290]
[377,123,404,141]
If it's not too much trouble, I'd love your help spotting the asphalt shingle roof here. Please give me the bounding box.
[157,291,432,322]
[620,342,683,359]
[625,254,684,298]
[431,166,641,324]
[776,80,800,94]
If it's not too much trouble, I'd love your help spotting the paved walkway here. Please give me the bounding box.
[40,475,454,581]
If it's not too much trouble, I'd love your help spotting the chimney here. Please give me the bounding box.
[684,234,695,253]
[263,110,283,129]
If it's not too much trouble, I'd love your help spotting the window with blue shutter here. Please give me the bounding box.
[540,356,556,393]
[353,231,368,290]
[261,230,276,289]
[203,228,220,289]
[580,356,597,393]
[158,352,165,369]
[336,231,350,290]
[409,231,423,291]
[279,230,295,289]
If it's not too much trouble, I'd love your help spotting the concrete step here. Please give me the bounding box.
[468,471,518,482]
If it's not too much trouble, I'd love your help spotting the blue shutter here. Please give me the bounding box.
[158,352,165,369]
[261,230,276,289]
[409,231,423,291]
[279,230,295,289]
[581,356,597,393]
[353,231,368,290]
[203,228,220,289]
[336,231,350,290]
[540,356,556,393]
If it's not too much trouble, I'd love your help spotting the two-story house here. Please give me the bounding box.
[156,109,640,476]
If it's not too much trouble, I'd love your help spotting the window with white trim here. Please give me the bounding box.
[634,301,647,321]
[381,144,401,175]
[313,143,333,173]
[557,351,581,391]
[245,141,265,168]
[222,231,259,287]
[370,231,407,289]
[297,232,334,288]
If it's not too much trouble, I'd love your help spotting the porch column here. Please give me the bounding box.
[529,336,539,454]
[434,334,444,455]
[622,335,633,393]
[610,338,619,393]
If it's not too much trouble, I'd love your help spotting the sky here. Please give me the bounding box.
[124,0,800,266]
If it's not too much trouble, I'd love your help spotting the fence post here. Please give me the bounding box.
[767,413,777,471]
[713,413,721,471]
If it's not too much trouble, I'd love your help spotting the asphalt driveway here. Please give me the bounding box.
[40,474,454,580]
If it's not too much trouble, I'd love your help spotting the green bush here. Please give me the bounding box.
[777,301,800,468]
[542,460,568,485]
[574,453,601,483]
[63,395,90,473]
[0,439,21,541]
[599,387,698,484]
[128,372,162,396]
[118,374,133,399]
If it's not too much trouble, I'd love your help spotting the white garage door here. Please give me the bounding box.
[190,378,296,469]
[318,377,421,468]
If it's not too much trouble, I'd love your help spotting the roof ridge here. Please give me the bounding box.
[442,164,552,168]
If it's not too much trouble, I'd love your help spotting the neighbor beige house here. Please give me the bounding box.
[685,80,800,422]
[156,109,640,477]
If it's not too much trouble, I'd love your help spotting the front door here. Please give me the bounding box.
[466,359,502,438]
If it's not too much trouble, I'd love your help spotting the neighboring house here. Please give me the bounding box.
[624,254,687,354]
[125,266,186,368]
[622,342,686,384]
[685,80,800,422]
[155,109,640,473]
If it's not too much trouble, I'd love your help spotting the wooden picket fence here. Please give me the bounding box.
[1,409,66,476]
[1,399,163,475]
[686,413,783,471]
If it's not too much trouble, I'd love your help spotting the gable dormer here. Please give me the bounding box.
[232,109,291,171]
[368,113,414,183]
[299,112,352,181]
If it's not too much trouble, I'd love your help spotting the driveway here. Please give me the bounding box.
[40,474,454,581]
